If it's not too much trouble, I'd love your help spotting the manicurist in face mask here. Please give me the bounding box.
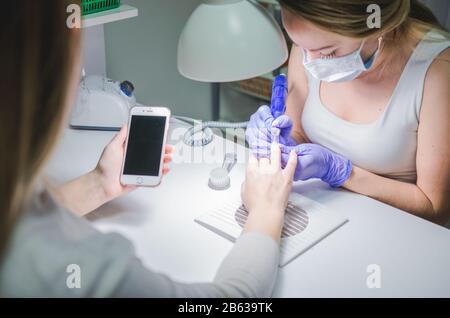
[246,0,450,224]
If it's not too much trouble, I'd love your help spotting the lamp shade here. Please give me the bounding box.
[177,0,288,82]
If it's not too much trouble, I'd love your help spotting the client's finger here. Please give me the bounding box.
[270,142,281,170]
[163,155,172,164]
[283,150,298,180]
[259,157,270,168]
[162,166,170,175]
[165,144,174,154]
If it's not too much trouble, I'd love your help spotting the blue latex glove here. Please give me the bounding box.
[271,115,297,147]
[246,106,297,158]
[246,106,273,158]
[280,143,353,188]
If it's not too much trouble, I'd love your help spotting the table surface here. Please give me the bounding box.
[46,120,450,297]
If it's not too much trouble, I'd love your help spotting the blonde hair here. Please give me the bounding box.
[0,0,81,258]
[279,0,450,73]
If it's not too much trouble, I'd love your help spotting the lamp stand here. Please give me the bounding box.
[212,83,221,121]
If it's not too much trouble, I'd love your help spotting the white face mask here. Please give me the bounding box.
[302,38,382,83]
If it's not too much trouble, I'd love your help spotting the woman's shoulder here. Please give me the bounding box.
[436,46,450,62]
[0,192,137,297]
[420,46,450,121]
[419,28,450,88]
[426,46,450,88]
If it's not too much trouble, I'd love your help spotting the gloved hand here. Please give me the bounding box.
[246,106,297,158]
[271,115,297,147]
[280,143,353,188]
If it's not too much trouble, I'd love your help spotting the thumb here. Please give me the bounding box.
[257,105,275,126]
[272,115,292,129]
[112,125,128,145]
[283,150,298,180]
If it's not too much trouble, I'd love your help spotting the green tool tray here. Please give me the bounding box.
[82,0,121,16]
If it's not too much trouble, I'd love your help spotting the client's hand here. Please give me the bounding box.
[94,126,174,202]
[50,126,174,216]
[241,143,297,242]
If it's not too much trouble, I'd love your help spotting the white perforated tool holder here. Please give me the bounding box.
[195,193,348,266]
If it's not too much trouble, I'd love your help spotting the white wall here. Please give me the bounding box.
[82,25,107,76]
[104,0,213,120]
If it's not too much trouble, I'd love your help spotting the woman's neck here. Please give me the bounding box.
[356,34,422,83]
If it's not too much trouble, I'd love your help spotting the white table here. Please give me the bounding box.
[47,120,450,297]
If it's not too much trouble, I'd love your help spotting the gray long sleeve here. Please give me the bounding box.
[0,192,279,298]
[115,232,279,298]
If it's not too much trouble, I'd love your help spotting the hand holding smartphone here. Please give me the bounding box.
[120,106,171,187]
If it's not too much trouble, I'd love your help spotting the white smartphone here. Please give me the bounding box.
[120,106,171,187]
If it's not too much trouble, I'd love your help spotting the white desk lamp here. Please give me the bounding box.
[177,0,288,121]
[178,0,288,189]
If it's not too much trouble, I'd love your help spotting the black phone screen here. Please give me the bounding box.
[123,115,166,176]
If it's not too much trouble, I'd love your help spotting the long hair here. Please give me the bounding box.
[0,0,81,259]
[279,0,449,73]
[279,0,447,37]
